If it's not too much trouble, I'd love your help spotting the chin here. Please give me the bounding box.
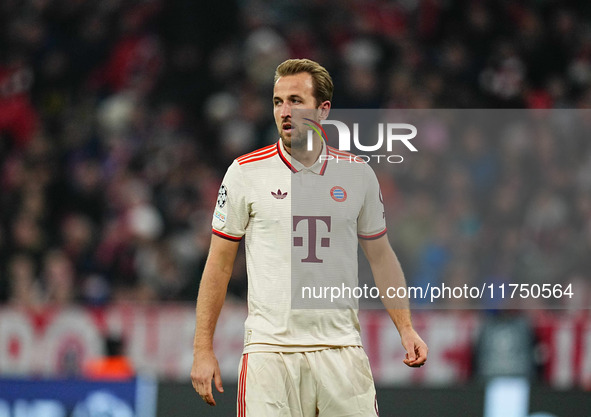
[279,133,290,146]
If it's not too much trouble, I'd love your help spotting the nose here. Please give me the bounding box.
[280,101,291,119]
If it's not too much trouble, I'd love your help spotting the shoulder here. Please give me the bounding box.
[326,145,372,172]
[326,144,377,177]
[326,145,361,162]
[235,143,278,166]
[223,142,281,183]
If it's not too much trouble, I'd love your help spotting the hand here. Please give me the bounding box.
[191,350,224,406]
[400,327,428,368]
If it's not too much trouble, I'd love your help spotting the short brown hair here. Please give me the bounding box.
[274,59,333,106]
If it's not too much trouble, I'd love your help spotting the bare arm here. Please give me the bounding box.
[360,235,428,367]
[191,234,240,405]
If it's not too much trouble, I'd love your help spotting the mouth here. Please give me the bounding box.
[282,121,292,134]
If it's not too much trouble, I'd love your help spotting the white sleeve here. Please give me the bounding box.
[212,160,249,241]
[357,164,387,240]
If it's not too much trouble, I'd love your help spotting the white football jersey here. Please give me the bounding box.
[212,139,386,353]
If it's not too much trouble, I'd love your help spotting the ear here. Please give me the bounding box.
[318,101,331,120]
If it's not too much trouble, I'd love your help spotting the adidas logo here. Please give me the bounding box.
[271,189,288,199]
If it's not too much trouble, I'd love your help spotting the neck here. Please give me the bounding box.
[285,137,323,167]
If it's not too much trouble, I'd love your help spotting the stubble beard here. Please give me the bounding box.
[280,127,307,152]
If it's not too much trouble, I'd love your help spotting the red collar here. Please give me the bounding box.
[276,139,328,175]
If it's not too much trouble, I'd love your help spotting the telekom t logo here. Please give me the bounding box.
[293,216,331,263]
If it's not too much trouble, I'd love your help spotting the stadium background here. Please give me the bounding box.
[1,0,591,416]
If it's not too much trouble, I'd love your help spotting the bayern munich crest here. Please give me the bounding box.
[330,186,347,202]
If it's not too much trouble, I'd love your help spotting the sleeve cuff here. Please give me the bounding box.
[212,229,243,242]
[358,228,387,240]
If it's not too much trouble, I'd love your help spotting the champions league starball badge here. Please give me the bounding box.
[217,184,228,208]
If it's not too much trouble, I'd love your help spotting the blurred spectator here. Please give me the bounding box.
[7,253,43,310]
[10,214,46,260]
[135,241,185,301]
[60,213,97,275]
[0,54,38,148]
[42,249,76,306]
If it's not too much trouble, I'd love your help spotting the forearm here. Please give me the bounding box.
[193,236,239,354]
[193,264,232,353]
[363,237,428,366]
[369,247,413,332]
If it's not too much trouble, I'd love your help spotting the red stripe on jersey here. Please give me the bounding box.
[328,151,357,159]
[319,156,328,175]
[237,144,276,162]
[328,145,356,157]
[329,151,366,164]
[277,141,298,173]
[212,229,243,241]
[238,150,278,165]
[238,354,248,417]
[358,228,387,240]
[318,143,329,175]
[375,394,380,416]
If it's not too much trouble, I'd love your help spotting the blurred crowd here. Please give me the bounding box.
[1,0,591,309]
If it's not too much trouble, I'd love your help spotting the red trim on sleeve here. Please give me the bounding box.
[358,228,387,240]
[212,229,243,241]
